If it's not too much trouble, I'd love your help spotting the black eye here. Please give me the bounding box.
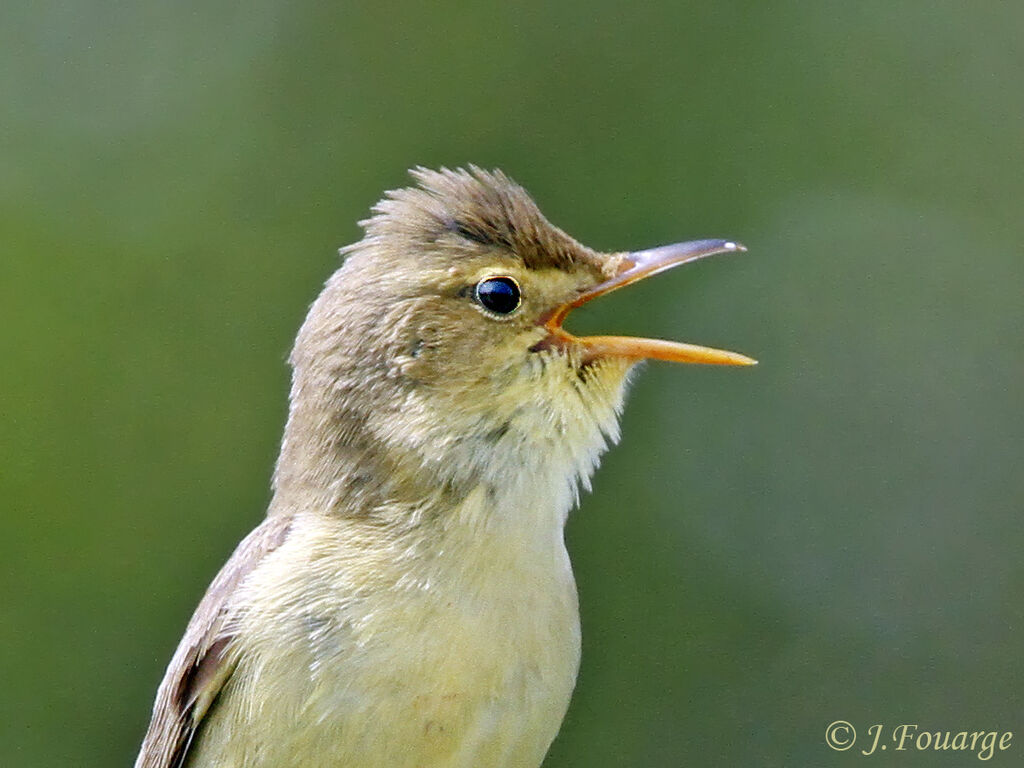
[474,276,521,315]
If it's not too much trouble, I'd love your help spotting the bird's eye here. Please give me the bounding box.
[474,276,521,315]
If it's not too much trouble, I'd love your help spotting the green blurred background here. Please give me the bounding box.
[2,2,1022,766]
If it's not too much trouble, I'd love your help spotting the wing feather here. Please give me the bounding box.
[134,516,292,768]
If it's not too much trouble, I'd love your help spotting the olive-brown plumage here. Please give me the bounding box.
[135,167,752,768]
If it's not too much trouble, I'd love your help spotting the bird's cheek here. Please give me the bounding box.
[385,324,443,383]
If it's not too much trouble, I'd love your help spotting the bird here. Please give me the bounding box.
[134,166,755,768]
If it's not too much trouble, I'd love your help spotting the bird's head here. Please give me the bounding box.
[279,167,753,509]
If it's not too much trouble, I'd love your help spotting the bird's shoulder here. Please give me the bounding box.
[134,514,293,768]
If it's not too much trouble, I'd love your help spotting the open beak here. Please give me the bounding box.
[538,239,757,366]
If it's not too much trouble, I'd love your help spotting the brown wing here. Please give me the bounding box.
[134,515,293,768]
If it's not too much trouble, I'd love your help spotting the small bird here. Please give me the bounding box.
[134,167,754,768]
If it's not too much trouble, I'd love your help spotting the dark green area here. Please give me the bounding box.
[2,2,1022,766]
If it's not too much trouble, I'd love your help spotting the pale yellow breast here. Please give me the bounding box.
[188,482,581,768]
